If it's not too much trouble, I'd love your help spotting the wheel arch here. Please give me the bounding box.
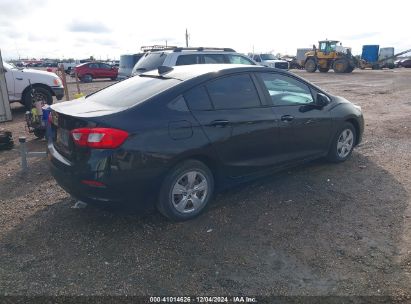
[166,153,221,185]
[22,83,54,99]
[345,118,360,146]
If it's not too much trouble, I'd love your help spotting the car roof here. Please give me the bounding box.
[141,64,271,81]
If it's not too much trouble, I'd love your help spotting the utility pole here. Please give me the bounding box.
[185,29,189,47]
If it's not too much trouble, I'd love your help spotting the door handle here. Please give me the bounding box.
[16,77,23,80]
[209,120,229,127]
[281,115,294,122]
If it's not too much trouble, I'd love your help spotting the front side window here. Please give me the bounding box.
[206,74,260,110]
[99,63,112,69]
[88,63,99,69]
[226,55,255,65]
[258,73,314,106]
[203,54,226,64]
[176,54,201,66]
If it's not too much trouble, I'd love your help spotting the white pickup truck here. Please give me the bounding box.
[3,62,64,108]
[249,53,289,70]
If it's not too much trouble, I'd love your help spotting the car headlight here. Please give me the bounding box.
[353,104,362,112]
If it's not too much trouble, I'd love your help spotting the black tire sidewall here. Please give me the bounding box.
[23,87,53,109]
[328,122,356,162]
[158,160,214,221]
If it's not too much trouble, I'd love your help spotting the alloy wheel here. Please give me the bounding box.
[171,170,208,213]
[337,129,354,158]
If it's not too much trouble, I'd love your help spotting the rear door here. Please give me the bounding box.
[255,72,332,161]
[185,73,281,178]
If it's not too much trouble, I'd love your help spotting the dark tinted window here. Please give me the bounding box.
[184,86,212,111]
[99,63,112,69]
[258,73,314,106]
[176,54,201,66]
[88,63,99,69]
[86,75,180,108]
[133,52,167,73]
[206,74,260,109]
[203,54,226,64]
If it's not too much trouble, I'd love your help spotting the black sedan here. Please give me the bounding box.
[48,64,364,221]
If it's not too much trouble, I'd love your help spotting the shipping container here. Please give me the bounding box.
[296,48,312,62]
[379,47,394,61]
[361,45,380,63]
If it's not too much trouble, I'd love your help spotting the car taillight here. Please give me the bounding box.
[71,128,128,149]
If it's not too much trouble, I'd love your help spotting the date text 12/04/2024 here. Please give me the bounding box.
[149,296,257,303]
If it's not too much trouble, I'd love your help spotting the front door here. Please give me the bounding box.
[255,72,333,161]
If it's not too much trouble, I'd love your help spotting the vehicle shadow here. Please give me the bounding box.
[0,152,409,296]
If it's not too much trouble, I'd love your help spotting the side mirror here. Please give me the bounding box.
[316,93,330,107]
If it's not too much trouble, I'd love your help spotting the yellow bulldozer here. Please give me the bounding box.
[304,40,357,73]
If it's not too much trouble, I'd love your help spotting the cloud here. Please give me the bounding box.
[67,21,110,33]
[342,32,380,40]
[0,0,47,19]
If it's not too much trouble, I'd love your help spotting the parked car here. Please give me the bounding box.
[3,61,64,109]
[398,59,411,68]
[249,53,289,70]
[131,47,256,76]
[73,62,118,82]
[48,64,364,221]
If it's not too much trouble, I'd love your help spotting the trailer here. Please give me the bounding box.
[359,47,411,70]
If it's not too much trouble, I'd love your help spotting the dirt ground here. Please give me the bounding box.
[0,69,410,297]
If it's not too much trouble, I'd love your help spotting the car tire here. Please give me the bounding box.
[23,86,53,110]
[110,77,117,81]
[157,160,214,221]
[82,74,93,83]
[327,122,357,162]
[305,59,317,73]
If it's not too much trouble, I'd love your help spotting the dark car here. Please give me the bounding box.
[48,64,364,221]
[399,59,411,68]
[73,62,118,82]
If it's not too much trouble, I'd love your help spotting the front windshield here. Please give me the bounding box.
[3,62,16,70]
[260,54,277,60]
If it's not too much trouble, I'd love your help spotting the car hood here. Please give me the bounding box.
[262,59,287,63]
[51,98,126,117]
[13,68,61,85]
[20,68,59,77]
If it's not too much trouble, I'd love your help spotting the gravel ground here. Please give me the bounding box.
[0,69,410,297]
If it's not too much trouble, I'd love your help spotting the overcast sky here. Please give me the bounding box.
[0,0,409,60]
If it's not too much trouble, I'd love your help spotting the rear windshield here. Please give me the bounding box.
[132,52,167,74]
[86,75,180,107]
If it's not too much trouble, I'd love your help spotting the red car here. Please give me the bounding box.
[73,62,118,82]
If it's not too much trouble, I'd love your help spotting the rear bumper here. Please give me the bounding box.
[51,86,64,100]
[47,143,159,210]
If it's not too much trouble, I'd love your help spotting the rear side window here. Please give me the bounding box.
[86,75,180,108]
[176,54,201,66]
[89,63,99,68]
[206,74,261,109]
[203,54,226,64]
[133,52,167,73]
[226,55,255,65]
[184,86,212,111]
